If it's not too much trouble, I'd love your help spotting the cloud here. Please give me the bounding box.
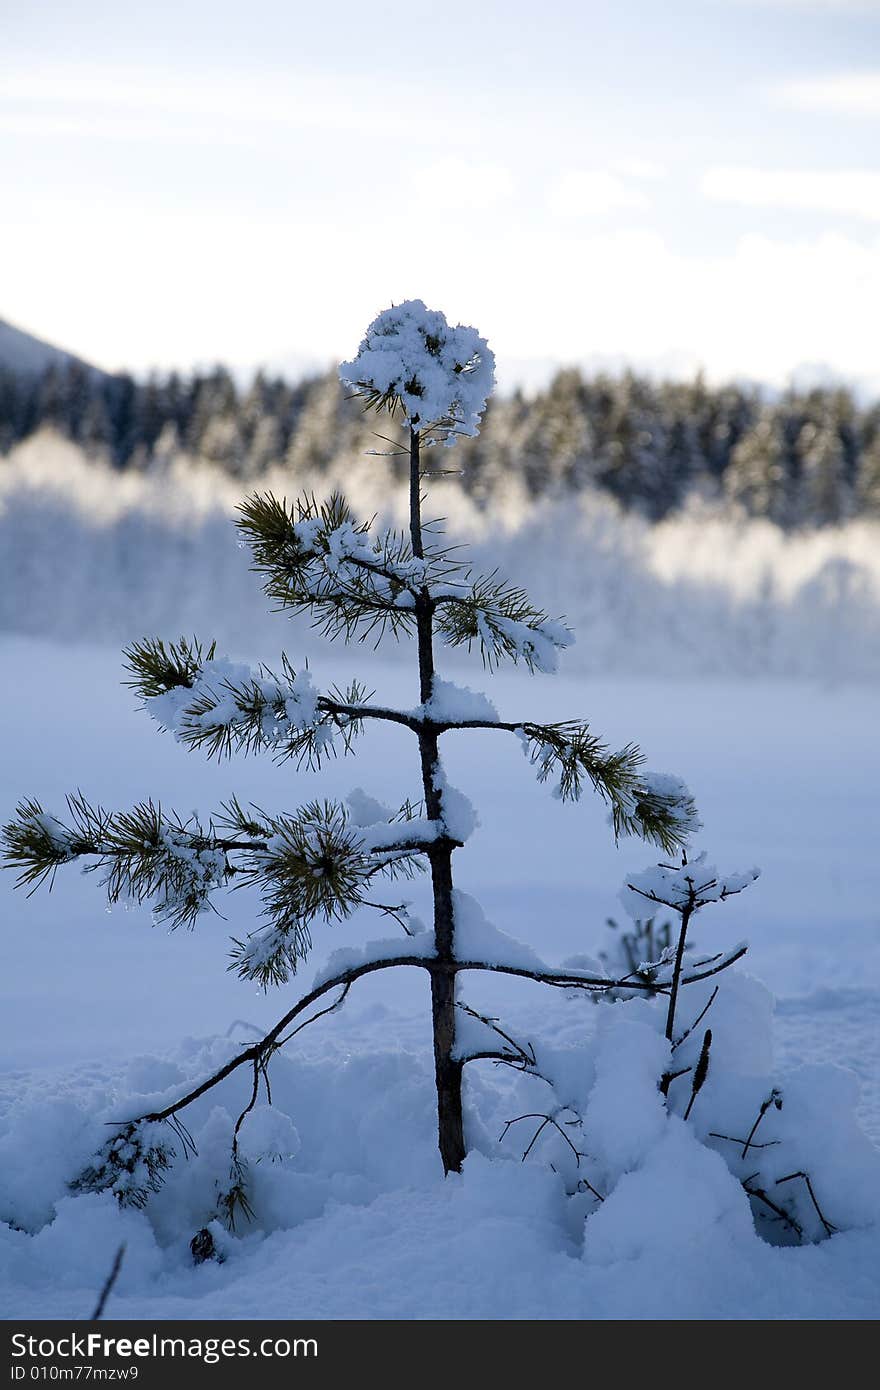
[773,71,880,116]
[0,111,256,145]
[0,66,353,123]
[614,159,667,182]
[703,166,880,220]
[5,199,878,398]
[548,171,650,218]
[732,1,879,10]
[410,159,514,212]
[0,64,466,145]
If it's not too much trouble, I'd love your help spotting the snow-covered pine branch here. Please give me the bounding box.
[221,794,431,987]
[73,1121,175,1211]
[401,689,699,854]
[514,723,698,851]
[2,794,229,929]
[1,793,427,978]
[432,571,573,672]
[235,489,574,671]
[125,637,377,768]
[124,637,694,851]
[235,490,457,643]
[339,299,495,447]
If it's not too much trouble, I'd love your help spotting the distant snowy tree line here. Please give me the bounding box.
[2,357,879,528]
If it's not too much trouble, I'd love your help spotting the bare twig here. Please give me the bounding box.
[360,900,415,935]
[499,1111,588,1170]
[276,983,352,1048]
[456,1002,536,1071]
[776,1171,837,1237]
[576,1176,605,1203]
[672,985,719,1052]
[679,946,749,983]
[231,1058,264,1160]
[452,950,747,993]
[741,1089,783,1159]
[225,1019,264,1039]
[89,1243,126,1321]
[665,899,694,1042]
[521,1116,552,1161]
[166,1112,198,1158]
[743,1180,803,1239]
[708,1132,780,1150]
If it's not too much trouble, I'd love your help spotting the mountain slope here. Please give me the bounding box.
[0,317,103,378]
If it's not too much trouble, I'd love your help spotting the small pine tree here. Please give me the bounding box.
[3,300,708,1187]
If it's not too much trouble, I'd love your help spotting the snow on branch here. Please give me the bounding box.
[222,797,411,984]
[1,794,429,986]
[234,489,574,674]
[617,849,759,1046]
[420,677,499,725]
[339,299,495,447]
[621,852,760,919]
[2,793,229,930]
[433,571,574,673]
[235,491,470,644]
[73,1121,175,1211]
[125,637,378,769]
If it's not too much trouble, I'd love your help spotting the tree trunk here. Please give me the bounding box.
[429,846,465,1174]
[410,428,465,1175]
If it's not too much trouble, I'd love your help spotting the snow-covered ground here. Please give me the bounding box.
[1,635,878,1320]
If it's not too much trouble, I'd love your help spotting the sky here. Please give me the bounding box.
[3,0,880,393]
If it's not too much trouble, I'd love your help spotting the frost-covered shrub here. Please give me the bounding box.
[486,853,877,1249]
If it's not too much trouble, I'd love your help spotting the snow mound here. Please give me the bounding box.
[1,982,878,1320]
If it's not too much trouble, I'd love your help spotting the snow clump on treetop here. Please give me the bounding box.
[339,299,496,444]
